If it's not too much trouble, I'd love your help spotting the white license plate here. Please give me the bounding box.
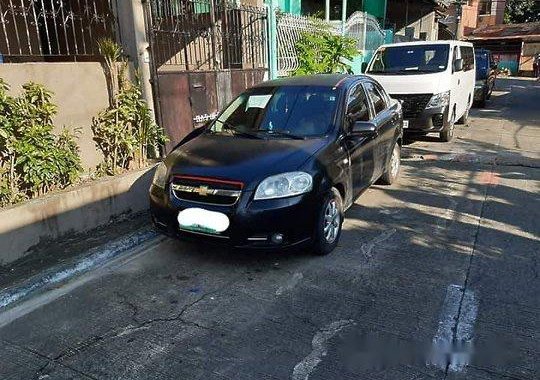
[177,208,230,235]
[403,120,409,129]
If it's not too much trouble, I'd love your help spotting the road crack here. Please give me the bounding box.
[51,276,242,364]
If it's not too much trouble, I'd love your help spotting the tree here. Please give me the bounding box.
[293,31,358,76]
[504,0,540,24]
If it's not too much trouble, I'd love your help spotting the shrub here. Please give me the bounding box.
[93,40,167,175]
[0,79,82,207]
[294,30,357,76]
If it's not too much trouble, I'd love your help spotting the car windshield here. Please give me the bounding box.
[476,52,489,79]
[208,86,339,138]
[368,44,450,74]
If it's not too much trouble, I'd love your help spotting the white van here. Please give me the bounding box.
[365,41,475,141]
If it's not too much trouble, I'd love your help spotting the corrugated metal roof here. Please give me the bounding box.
[466,22,540,40]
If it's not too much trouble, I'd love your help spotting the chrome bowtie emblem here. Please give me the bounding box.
[196,186,210,196]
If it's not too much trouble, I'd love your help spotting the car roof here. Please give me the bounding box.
[255,74,369,89]
[378,40,474,49]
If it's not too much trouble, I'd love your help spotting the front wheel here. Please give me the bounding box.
[440,111,455,142]
[379,143,401,185]
[312,188,343,256]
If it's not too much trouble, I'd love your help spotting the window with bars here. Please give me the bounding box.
[478,0,493,16]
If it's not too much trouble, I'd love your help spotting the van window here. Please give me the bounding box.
[364,82,387,115]
[346,84,370,122]
[460,46,475,72]
[368,44,450,74]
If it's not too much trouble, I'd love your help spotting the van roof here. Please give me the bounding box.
[378,40,474,49]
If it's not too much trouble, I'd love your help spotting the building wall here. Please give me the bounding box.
[461,1,479,36]
[0,62,110,171]
[397,11,439,41]
[467,0,506,34]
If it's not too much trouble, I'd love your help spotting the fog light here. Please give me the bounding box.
[271,233,284,244]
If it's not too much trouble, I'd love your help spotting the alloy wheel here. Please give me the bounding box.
[323,199,340,243]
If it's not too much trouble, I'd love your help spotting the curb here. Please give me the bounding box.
[0,227,159,310]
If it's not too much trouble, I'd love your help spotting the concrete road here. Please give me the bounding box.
[1,78,538,380]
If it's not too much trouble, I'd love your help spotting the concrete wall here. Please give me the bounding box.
[0,62,109,170]
[398,11,438,41]
[0,166,155,265]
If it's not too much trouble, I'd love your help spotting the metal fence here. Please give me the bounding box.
[146,0,267,71]
[0,0,117,62]
[275,11,386,77]
[341,11,385,63]
[276,13,330,77]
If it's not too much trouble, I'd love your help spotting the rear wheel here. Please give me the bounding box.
[312,188,343,256]
[379,143,401,185]
[440,110,456,142]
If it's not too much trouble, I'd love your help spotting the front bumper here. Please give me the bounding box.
[404,105,451,133]
[149,184,320,249]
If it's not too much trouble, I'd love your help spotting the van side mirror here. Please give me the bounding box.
[361,62,368,73]
[350,120,377,137]
[453,58,463,72]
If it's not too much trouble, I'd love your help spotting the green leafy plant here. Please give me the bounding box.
[0,79,82,207]
[504,0,540,24]
[93,40,167,175]
[293,30,357,76]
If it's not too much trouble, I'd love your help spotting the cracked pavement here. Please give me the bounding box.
[0,78,538,379]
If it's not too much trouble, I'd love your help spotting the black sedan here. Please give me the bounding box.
[150,74,403,255]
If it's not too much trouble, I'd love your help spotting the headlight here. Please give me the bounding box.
[152,162,168,189]
[254,172,313,200]
[426,91,450,109]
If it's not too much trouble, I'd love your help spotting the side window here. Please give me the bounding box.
[346,84,371,122]
[364,82,387,116]
[460,46,474,71]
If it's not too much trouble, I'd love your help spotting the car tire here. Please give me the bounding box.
[379,143,401,185]
[477,97,486,108]
[440,110,456,142]
[312,188,343,256]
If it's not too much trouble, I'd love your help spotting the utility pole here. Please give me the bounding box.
[325,0,330,22]
[267,0,278,79]
[453,0,465,40]
[341,0,348,35]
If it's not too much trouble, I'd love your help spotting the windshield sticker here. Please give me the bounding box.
[246,95,272,110]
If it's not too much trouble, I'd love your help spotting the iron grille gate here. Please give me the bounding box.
[0,0,117,62]
[144,0,268,151]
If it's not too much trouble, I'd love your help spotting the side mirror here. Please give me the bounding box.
[361,62,368,73]
[350,120,377,137]
[453,58,463,72]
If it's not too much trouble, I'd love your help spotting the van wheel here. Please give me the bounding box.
[379,143,401,185]
[312,188,343,256]
[440,111,455,142]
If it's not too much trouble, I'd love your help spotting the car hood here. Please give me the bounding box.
[367,72,444,95]
[167,133,327,190]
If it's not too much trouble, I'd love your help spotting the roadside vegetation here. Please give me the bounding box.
[0,40,168,208]
[93,39,167,176]
[0,79,82,207]
[293,28,357,76]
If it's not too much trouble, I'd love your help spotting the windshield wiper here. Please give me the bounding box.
[258,130,306,140]
[212,120,262,139]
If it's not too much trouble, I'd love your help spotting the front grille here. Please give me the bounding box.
[171,175,243,206]
[390,93,432,120]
